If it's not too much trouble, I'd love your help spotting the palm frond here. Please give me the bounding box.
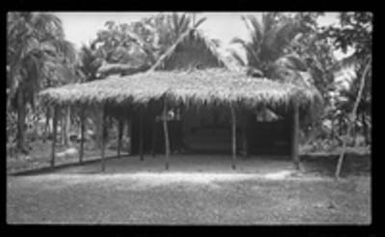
[277,54,308,72]
[332,53,360,72]
[242,15,263,47]
[231,37,260,66]
[229,49,246,67]
[193,17,207,28]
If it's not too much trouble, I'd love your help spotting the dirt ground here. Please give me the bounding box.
[7,155,371,224]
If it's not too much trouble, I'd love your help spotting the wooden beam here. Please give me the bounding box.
[117,118,123,158]
[50,106,58,168]
[79,108,85,164]
[139,107,144,161]
[162,100,170,170]
[101,105,106,172]
[291,101,300,170]
[230,105,237,170]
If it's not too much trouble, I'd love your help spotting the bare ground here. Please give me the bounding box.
[7,155,371,224]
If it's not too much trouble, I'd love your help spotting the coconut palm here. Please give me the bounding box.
[230,13,308,80]
[92,13,207,77]
[135,12,207,63]
[7,12,76,153]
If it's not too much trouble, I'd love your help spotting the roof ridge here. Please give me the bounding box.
[148,28,231,73]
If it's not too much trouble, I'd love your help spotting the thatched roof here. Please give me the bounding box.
[39,68,322,113]
[149,29,232,71]
[97,62,151,77]
[39,27,322,120]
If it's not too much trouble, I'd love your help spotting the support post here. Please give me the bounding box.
[79,108,85,164]
[151,116,157,157]
[162,100,170,170]
[230,105,237,170]
[127,116,132,155]
[241,112,248,157]
[100,105,106,172]
[117,118,123,158]
[291,101,300,171]
[50,106,58,168]
[139,107,144,161]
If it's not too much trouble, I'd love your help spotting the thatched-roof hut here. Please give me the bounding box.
[39,27,322,171]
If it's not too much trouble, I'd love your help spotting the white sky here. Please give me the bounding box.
[54,12,343,58]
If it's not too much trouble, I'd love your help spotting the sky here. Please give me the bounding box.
[54,12,343,58]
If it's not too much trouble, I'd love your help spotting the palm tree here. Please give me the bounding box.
[143,12,207,61]
[7,12,76,153]
[93,13,207,77]
[77,44,104,82]
[230,13,307,80]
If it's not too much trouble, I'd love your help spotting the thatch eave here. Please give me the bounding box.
[39,68,323,118]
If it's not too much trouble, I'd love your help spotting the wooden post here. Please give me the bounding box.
[79,108,85,164]
[241,112,248,157]
[230,105,237,170]
[139,107,144,161]
[151,116,157,157]
[101,105,106,172]
[65,105,71,146]
[163,100,170,170]
[50,106,58,168]
[117,118,123,158]
[127,116,132,155]
[291,101,300,170]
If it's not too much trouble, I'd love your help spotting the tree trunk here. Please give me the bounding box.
[230,105,237,170]
[16,90,27,153]
[51,106,58,168]
[335,57,371,179]
[163,101,170,170]
[362,112,368,145]
[291,101,300,171]
[139,108,144,161]
[331,118,335,142]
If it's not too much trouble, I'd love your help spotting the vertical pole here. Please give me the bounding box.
[127,116,132,155]
[117,118,123,158]
[139,107,144,161]
[291,101,300,170]
[50,106,58,168]
[151,116,157,157]
[230,105,237,170]
[362,112,368,145]
[241,112,248,157]
[65,105,71,146]
[79,108,85,164]
[101,105,106,172]
[163,100,170,170]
